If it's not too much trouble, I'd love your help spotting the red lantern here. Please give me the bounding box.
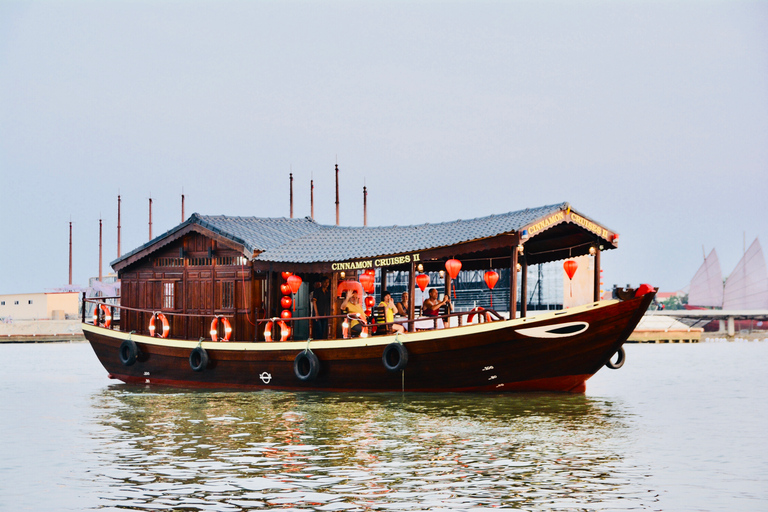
[281,271,293,280]
[563,260,578,297]
[484,271,499,290]
[287,275,302,294]
[280,309,292,319]
[563,260,578,280]
[281,296,293,309]
[280,283,292,296]
[416,273,429,292]
[484,270,499,308]
[365,296,374,308]
[445,259,462,279]
[359,273,375,294]
[365,269,375,275]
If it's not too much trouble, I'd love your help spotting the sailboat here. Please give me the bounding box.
[688,248,723,308]
[723,238,768,310]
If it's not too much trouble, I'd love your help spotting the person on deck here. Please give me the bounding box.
[311,277,331,339]
[340,289,367,337]
[396,291,410,317]
[378,291,405,334]
[422,288,450,317]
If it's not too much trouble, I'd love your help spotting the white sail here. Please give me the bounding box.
[688,248,723,308]
[723,238,768,310]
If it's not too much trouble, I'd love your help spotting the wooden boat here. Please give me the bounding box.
[82,202,655,392]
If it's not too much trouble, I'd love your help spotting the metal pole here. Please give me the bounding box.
[69,221,73,285]
[290,173,294,218]
[335,164,340,226]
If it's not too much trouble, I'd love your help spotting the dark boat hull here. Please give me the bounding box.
[82,294,653,393]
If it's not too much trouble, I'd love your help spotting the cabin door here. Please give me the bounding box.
[293,282,310,340]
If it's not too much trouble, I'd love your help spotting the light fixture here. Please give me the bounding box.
[417,263,424,273]
[589,246,596,255]
[516,263,522,272]
[340,271,345,279]
[517,244,524,255]
[439,270,445,278]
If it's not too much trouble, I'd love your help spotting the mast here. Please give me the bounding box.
[117,194,121,258]
[310,178,314,220]
[148,196,153,241]
[363,185,367,226]
[290,172,294,218]
[335,164,340,226]
[99,217,103,282]
[69,221,73,285]
[181,191,185,222]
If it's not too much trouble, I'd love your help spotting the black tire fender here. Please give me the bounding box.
[382,342,408,372]
[605,346,626,370]
[294,351,320,382]
[190,346,209,372]
[119,339,138,366]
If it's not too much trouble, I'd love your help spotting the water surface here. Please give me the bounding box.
[0,340,766,511]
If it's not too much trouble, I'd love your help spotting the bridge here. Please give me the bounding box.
[652,309,768,336]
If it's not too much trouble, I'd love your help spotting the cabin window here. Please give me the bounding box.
[0,301,5,305]
[163,282,175,310]
[28,300,33,304]
[222,281,234,309]
[14,301,19,305]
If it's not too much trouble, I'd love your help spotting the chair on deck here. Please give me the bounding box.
[371,305,387,335]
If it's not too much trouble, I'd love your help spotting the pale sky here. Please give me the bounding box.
[1,1,766,295]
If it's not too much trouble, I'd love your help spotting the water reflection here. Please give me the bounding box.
[87,387,656,510]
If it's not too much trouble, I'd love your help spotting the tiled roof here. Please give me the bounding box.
[191,202,569,263]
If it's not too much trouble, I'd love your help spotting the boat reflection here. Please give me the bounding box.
[87,387,652,510]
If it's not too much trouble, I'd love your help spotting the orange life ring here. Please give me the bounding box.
[93,304,112,328]
[149,312,170,338]
[264,319,290,342]
[467,307,492,323]
[210,316,232,342]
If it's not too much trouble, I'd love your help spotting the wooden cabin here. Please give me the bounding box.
[111,202,619,342]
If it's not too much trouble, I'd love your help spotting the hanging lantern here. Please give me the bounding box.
[416,273,429,292]
[364,296,375,309]
[445,259,462,279]
[280,309,292,319]
[484,270,499,308]
[287,275,302,294]
[281,271,293,280]
[365,269,375,275]
[281,296,293,309]
[359,272,375,294]
[280,283,292,296]
[484,270,499,290]
[563,260,578,297]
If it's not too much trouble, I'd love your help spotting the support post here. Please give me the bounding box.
[408,260,416,332]
[521,257,527,318]
[509,249,518,319]
[593,248,601,302]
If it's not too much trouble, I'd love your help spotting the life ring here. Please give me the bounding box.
[119,338,138,366]
[190,346,209,372]
[294,350,320,381]
[148,313,170,338]
[210,316,232,342]
[382,342,408,372]
[605,346,626,369]
[337,280,364,298]
[93,304,112,328]
[467,307,492,323]
[264,319,290,342]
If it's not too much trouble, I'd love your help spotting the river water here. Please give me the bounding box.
[1,340,766,511]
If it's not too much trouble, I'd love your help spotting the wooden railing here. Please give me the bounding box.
[83,294,505,343]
